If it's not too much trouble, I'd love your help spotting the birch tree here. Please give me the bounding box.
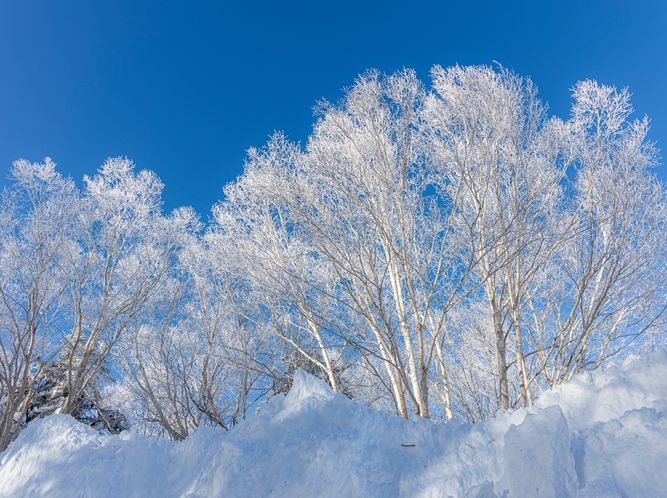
[423,65,573,409]
[526,81,667,386]
[0,159,75,451]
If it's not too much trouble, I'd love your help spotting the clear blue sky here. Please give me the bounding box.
[1,1,666,217]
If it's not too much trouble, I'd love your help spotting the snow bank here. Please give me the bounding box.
[2,352,667,497]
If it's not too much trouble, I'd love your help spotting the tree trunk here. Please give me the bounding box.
[491,300,509,410]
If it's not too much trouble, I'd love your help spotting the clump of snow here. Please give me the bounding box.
[533,350,667,431]
[2,351,667,497]
[495,406,575,497]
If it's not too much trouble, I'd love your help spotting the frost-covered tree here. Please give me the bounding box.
[215,147,353,396]
[0,158,193,447]
[423,65,577,409]
[0,159,76,451]
[52,158,190,422]
[27,344,128,434]
[525,81,667,387]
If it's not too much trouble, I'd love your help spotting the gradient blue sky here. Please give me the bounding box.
[1,1,666,217]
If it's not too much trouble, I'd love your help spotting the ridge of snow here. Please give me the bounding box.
[1,351,667,497]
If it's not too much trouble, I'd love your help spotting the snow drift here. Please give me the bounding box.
[2,351,667,497]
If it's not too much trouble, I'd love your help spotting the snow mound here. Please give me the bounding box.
[2,351,667,497]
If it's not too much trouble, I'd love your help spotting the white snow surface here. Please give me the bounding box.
[2,351,667,497]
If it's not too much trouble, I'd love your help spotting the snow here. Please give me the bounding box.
[2,353,667,497]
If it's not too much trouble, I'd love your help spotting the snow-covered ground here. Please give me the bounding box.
[2,351,667,498]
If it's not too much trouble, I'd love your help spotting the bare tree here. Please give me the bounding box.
[0,159,76,451]
[525,81,667,386]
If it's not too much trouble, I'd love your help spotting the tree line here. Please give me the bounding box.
[1,65,665,450]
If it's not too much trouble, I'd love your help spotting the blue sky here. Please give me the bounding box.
[1,1,666,217]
